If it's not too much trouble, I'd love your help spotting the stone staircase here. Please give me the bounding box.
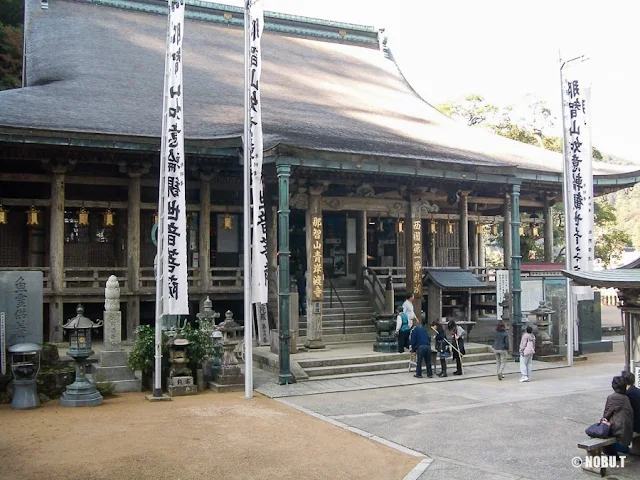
[297,343,496,381]
[299,286,377,345]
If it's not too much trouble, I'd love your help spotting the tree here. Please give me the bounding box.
[437,94,634,265]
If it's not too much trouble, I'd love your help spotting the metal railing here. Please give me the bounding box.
[363,266,386,313]
[327,277,346,335]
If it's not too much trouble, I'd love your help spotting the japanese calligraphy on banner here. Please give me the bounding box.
[247,0,268,305]
[561,65,593,272]
[160,0,188,314]
[411,220,422,296]
[311,216,323,301]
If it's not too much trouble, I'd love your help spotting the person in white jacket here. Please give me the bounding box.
[519,325,536,382]
[402,293,416,322]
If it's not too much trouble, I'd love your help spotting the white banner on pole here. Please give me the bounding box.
[161,0,189,315]
[247,0,268,306]
[496,270,509,320]
[561,64,594,274]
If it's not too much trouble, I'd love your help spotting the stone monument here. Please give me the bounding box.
[91,276,141,392]
[197,297,220,382]
[0,271,43,345]
[209,310,245,393]
[166,331,197,397]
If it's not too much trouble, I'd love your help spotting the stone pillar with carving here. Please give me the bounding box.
[405,198,423,321]
[503,194,512,270]
[92,275,141,392]
[305,187,325,349]
[49,167,66,342]
[459,192,469,269]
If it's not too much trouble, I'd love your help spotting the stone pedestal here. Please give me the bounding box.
[578,293,613,354]
[372,313,398,353]
[167,376,197,396]
[92,351,141,392]
[209,341,245,393]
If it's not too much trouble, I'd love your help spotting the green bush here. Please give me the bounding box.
[96,382,116,398]
[182,323,212,369]
[127,325,168,373]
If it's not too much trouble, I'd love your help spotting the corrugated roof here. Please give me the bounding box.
[563,270,640,288]
[0,0,634,178]
[425,269,487,289]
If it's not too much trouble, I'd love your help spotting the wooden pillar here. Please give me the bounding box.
[459,192,469,269]
[305,187,325,349]
[405,199,423,321]
[503,195,512,270]
[470,221,478,267]
[267,204,279,327]
[126,173,141,341]
[277,165,292,383]
[199,175,212,300]
[511,184,523,359]
[478,229,486,268]
[49,169,65,343]
[356,210,367,288]
[544,196,554,263]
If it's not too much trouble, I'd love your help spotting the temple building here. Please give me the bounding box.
[1,0,638,346]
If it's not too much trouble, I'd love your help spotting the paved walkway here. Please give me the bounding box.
[255,360,566,398]
[276,347,640,480]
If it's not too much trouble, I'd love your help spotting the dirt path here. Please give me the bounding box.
[0,391,417,480]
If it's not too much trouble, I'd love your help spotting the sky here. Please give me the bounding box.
[221,0,640,161]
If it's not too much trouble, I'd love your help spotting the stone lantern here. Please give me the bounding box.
[60,304,103,407]
[210,310,245,392]
[530,300,556,357]
[166,333,196,397]
[197,297,221,382]
[8,343,41,409]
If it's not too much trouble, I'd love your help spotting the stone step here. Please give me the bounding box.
[91,365,139,382]
[322,306,374,314]
[300,318,373,327]
[304,360,497,381]
[322,332,378,343]
[322,300,371,308]
[300,325,376,336]
[305,360,408,377]
[297,347,492,369]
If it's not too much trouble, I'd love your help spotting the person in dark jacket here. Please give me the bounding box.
[602,375,634,455]
[493,321,510,380]
[622,370,640,433]
[410,321,432,378]
[447,320,466,376]
[431,321,449,377]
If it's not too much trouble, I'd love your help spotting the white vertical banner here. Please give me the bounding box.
[496,270,509,320]
[161,0,189,315]
[248,0,268,306]
[561,64,594,275]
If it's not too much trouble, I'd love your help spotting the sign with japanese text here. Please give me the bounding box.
[247,0,268,305]
[159,0,189,314]
[410,219,422,297]
[561,66,593,272]
[311,215,324,301]
[496,270,509,321]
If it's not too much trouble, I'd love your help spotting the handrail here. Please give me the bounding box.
[363,266,386,312]
[327,277,346,335]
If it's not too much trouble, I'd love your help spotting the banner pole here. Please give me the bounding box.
[243,3,253,398]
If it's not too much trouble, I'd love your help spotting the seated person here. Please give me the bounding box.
[622,370,640,433]
[602,375,634,455]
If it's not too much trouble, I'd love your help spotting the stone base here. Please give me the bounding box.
[579,340,613,354]
[270,329,299,355]
[92,350,142,393]
[145,393,172,402]
[11,380,40,410]
[304,339,326,349]
[373,334,398,353]
[536,341,557,357]
[208,381,245,393]
[60,381,103,407]
[166,376,197,397]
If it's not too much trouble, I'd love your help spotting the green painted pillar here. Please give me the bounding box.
[510,183,522,361]
[277,164,292,384]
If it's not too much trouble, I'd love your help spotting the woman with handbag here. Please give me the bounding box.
[601,375,634,455]
[518,326,535,382]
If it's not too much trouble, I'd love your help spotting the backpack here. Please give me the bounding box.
[399,312,411,332]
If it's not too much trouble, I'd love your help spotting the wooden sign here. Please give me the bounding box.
[410,220,422,296]
[311,215,323,301]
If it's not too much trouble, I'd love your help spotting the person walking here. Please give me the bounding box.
[410,320,432,378]
[447,320,466,376]
[402,293,417,323]
[519,325,535,382]
[431,321,449,377]
[493,321,509,380]
[395,308,412,353]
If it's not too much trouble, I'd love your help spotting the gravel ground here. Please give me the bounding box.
[0,391,417,480]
